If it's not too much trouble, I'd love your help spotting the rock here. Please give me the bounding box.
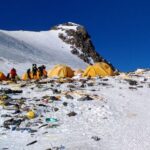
[67,111,77,117]
[67,84,76,88]
[78,95,93,101]
[65,94,74,99]
[1,114,12,117]
[57,23,114,67]
[87,82,94,86]
[63,102,68,106]
[3,118,23,129]
[137,85,143,88]
[125,79,138,86]
[38,104,47,107]
[52,89,61,94]
[50,96,59,101]
[91,136,101,141]
[80,84,85,88]
[99,82,110,86]
[0,89,23,94]
[103,78,109,81]
[54,107,59,112]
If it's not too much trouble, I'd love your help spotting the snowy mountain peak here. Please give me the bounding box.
[51,22,115,70]
[0,22,115,74]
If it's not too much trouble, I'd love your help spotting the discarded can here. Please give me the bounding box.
[26,111,35,119]
[45,118,58,123]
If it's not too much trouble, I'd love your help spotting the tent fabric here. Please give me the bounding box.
[22,72,40,80]
[48,64,74,78]
[47,69,51,78]
[83,62,114,77]
[0,72,6,81]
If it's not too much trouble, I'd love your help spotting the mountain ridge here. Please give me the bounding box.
[0,22,115,74]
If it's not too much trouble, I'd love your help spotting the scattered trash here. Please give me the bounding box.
[125,79,138,86]
[0,89,23,94]
[26,140,37,146]
[26,111,36,119]
[63,102,68,106]
[12,127,37,133]
[46,118,58,123]
[54,107,59,112]
[50,96,60,101]
[129,87,137,90]
[77,95,93,101]
[3,118,23,129]
[67,111,77,117]
[65,94,73,99]
[39,124,48,129]
[52,89,61,94]
[91,136,101,141]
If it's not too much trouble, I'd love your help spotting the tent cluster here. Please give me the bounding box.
[0,62,115,81]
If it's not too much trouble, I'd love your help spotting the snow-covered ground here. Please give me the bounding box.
[0,24,88,75]
[0,70,150,150]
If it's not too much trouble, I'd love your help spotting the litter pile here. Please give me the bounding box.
[0,69,150,150]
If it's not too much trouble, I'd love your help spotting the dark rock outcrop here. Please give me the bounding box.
[51,22,115,71]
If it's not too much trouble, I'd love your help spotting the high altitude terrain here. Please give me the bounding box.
[0,70,150,150]
[0,22,114,75]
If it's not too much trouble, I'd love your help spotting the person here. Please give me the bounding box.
[38,66,43,77]
[7,68,18,81]
[38,65,47,78]
[27,68,31,79]
[32,64,37,77]
[42,65,47,78]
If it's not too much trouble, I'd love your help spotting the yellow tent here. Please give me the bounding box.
[48,64,74,78]
[47,69,52,78]
[74,69,84,76]
[83,62,114,77]
[22,72,40,80]
[0,72,6,81]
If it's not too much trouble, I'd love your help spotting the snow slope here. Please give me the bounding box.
[0,70,150,150]
[0,24,88,75]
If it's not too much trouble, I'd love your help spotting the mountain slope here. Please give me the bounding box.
[0,22,115,74]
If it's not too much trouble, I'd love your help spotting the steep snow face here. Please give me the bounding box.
[0,25,88,75]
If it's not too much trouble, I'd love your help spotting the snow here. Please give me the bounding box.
[0,71,150,150]
[0,28,88,75]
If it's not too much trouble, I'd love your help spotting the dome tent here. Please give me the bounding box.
[48,64,74,78]
[22,72,40,80]
[83,62,114,77]
[0,72,6,81]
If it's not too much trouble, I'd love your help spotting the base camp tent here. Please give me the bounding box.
[83,62,114,77]
[0,72,6,81]
[22,72,40,80]
[22,69,47,81]
[48,64,74,78]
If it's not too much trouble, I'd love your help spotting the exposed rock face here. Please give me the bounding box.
[51,22,115,71]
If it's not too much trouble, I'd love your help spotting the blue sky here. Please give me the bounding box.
[0,0,150,71]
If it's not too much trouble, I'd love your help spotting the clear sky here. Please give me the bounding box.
[0,0,150,71]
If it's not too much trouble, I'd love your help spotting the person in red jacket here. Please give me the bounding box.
[7,68,18,81]
[10,68,17,78]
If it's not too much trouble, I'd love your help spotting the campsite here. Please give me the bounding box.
[0,65,150,149]
[0,1,150,149]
